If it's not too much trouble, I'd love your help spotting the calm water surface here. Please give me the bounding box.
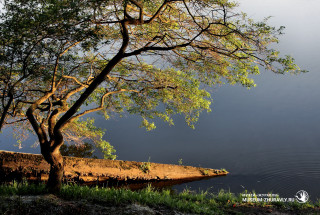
[1,0,320,201]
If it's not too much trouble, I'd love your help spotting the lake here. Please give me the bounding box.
[1,0,320,201]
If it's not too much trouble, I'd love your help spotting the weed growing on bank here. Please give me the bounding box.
[0,182,319,214]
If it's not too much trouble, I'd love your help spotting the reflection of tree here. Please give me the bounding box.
[0,0,304,192]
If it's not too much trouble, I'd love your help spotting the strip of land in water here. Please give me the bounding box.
[0,150,228,187]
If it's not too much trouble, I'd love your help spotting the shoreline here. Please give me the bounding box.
[0,150,228,186]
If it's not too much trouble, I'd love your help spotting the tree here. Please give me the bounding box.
[0,0,304,192]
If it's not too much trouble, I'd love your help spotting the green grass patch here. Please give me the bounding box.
[0,181,47,196]
[0,183,319,215]
[58,184,225,214]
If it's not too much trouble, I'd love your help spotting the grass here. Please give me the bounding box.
[200,169,210,176]
[0,181,47,196]
[0,182,319,214]
[220,168,228,173]
[58,184,225,214]
[139,157,152,173]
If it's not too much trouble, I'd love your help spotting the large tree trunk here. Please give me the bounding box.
[41,142,64,193]
[46,150,64,193]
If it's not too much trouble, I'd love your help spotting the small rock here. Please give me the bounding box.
[267,209,273,213]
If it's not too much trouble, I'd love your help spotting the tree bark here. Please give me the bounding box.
[0,91,13,132]
[42,145,64,193]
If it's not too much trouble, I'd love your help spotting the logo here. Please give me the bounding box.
[295,190,309,203]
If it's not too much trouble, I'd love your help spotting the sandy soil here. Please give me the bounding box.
[0,150,228,185]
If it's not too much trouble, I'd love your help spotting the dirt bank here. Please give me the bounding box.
[0,151,228,185]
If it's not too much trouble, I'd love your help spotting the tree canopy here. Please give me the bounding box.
[0,0,304,191]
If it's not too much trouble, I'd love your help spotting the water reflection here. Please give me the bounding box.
[82,175,227,192]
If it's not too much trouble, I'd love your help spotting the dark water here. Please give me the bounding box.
[1,0,320,201]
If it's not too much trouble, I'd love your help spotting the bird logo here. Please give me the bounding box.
[295,190,309,203]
